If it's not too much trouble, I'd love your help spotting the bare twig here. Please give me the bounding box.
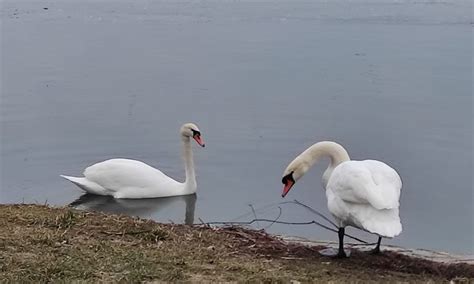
[229,202,283,222]
[205,200,371,244]
[248,204,260,228]
[198,217,209,226]
[204,219,369,244]
[285,199,338,229]
[101,230,152,236]
[231,200,337,229]
[263,206,282,230]
[349,242,378,246]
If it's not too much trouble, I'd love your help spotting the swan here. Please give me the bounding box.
[61,123,205,199]
[280,141,402,258]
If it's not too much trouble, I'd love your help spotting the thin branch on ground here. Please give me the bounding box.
[263,206,282,230]
[229,202,283,222]
[204,218,369,244]
[284,199,338,229]
[248,204,260,228]
[101,230,152,236]
[204,199,373,244]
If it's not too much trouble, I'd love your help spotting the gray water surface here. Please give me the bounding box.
[1,0,472,254]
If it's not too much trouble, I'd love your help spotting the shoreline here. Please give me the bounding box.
[1,204,473,282]
[281,236,474,265]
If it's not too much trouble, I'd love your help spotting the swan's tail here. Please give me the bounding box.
[60,175,108,196]
[361,208,402,238]
[60,175,84,184]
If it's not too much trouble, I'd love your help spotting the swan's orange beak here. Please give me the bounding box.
[282,180,294,198]
[193,135,205,147]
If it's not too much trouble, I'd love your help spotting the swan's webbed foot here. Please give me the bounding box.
[369,236,382,255]
[318,227,350,258]
[318,248,350,258]
[336,250,348,258]
[369,246,381,255]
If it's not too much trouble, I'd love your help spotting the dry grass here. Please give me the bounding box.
[0,204,472,282]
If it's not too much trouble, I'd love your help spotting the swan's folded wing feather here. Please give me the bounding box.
[363,159,401,209]
[83,158,179,192]
[348,203,402,237]
[329,160,401,210]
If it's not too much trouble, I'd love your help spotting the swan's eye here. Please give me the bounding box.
[282,171,295,184]
[191,129,200,137]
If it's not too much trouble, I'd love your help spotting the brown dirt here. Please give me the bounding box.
[0,204,472,282]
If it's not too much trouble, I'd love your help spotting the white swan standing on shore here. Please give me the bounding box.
[281,141,402,257]
[61,123,205,199]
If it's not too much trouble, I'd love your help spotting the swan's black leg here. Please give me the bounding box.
[318,227,349,258]
[336,227,347,258]
[370,236,382,254]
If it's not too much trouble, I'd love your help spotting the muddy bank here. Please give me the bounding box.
[282,236,474,265]
[0,205,472,282]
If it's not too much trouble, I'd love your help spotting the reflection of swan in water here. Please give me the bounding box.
[69,193,196,224]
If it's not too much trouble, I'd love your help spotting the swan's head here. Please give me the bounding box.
[181,123,205,147]
[281,157,309,198]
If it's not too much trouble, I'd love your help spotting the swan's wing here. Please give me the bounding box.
[328,160,402,210]
[363,159,402,206]
[83,158,180,193]
[327,189,402,237]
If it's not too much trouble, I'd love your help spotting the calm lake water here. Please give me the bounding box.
[1,0,472,254]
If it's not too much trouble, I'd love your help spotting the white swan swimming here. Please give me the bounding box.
[281,141,402,257]
[61,123,205,199]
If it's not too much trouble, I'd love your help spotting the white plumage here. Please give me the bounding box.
[281,141,402,256]
[61,123,205,199]
[326,160,402,238]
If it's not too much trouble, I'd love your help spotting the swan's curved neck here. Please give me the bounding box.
[301,141,350,188]
[182,136,196,192]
